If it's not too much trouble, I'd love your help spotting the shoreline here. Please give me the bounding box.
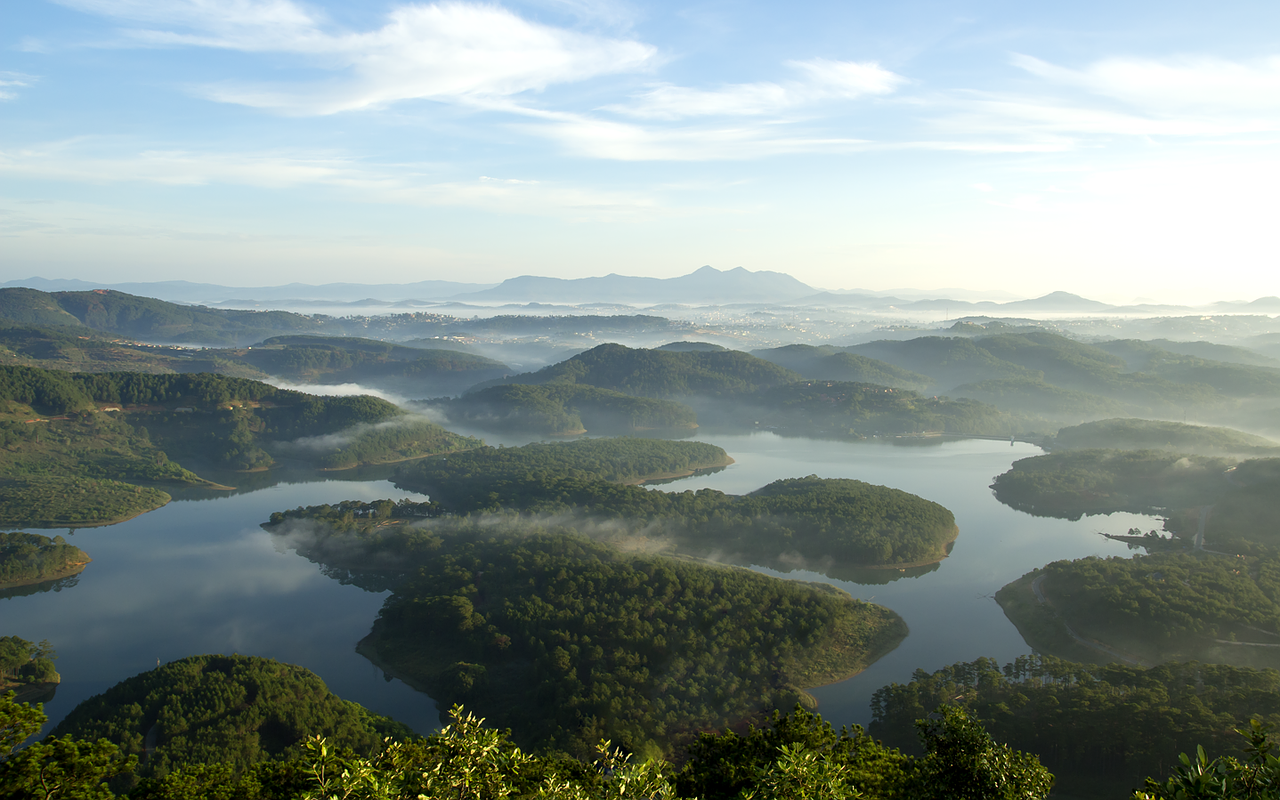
[624,456,737,485]
[0,561,89,590]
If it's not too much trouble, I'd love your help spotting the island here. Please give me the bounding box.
[0,531,91,587]
[353,526,907,757]
[0,635,60,705]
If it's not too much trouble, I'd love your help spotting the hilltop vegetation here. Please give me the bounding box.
[742,381,1042,438]
[0,364,475,522]
[351,526,906,757]
[52,654,411,786]
[750,345,933,390]
[871,654,1280,797]
[990,449,1234,519]
[439,383,697,434]
[996,550,1280,670]
[2,682,1065,800]
[0,636,58,692]
[478,343,801,398]
[0,531,89,588]
[1053,417,1279,455]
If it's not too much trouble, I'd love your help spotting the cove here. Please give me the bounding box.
[4,432,1152,737]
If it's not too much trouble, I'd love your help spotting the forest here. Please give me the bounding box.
[996,551,1280,668]
[989,449,1236,518]
[437,383,698,435]
[1,677,1070,800]
[0,531,90,586]
[0,636,59,690]
[1051,418,1279,455]
[385,439,956,567]
[353,526,906,757]
[869,654,1280,797]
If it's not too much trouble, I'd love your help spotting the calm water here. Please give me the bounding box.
[6,433,1150,735]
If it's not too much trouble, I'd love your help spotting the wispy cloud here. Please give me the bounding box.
[0,140,670,218]
[57,0,657,114]
[0,72,38,101]
[602,58,905,120]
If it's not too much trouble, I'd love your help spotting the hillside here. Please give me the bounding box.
[438,383,697,434]
[52,654,411,784]
[0,365,476,522]
[1053,418,1279,455]
[477,343,801,398]
[750,345,933,390]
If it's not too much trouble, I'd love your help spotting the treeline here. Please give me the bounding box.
[0,531,90,585]
[398,438,731,493]
[746,381,1039,438]
[998,552,1280,666]
[990,449,1235,519]
[481,343,801,398]
[1052,418,1279,455]
[2,686,1063,800]
[362,527,906,757]
[0,636,58,687]
[750,345,934,391]
[439,384,697,434]
[389,439,954,567]
[870,654,1280,797]
[50,654,410,788]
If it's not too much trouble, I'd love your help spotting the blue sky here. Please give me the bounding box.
[3,0,1279,302]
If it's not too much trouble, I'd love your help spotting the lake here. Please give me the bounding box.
[5,432,1149,737]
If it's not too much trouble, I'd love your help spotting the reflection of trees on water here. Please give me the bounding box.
[0,573,81,601]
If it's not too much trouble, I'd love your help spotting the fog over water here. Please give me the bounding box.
[4,431,1154,738]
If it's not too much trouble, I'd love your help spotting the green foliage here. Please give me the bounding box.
[362,526,904,757]
[911,706,1053,800]
[484,343,801,398]
[746,381,1041,438]
[397,438,731,501]
[1135,720,1280,800]
[0,479,171,527]
[0,532,90,586]
[1054,419,1278,455]
[750,345,934,391]
[52,655,412,784]
[991,449,1234,519]
[306,421,480,470]
[1000,551,1280,664]
[677,705,912,800]
[872,655,1280,795]
[443,384,697,434]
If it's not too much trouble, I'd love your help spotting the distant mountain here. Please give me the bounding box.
[1000,292,1115,313]
[1,278,495,305]
[449,266,817,305]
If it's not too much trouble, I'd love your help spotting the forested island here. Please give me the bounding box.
[990,449,1234,519]
[1051,418,1279,455]
[382,438,956,568]
[0,364,479,521]
[996,550,1280,668]
[0,531,90,587]
[357,527,907,757]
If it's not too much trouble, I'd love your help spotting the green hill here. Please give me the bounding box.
[352,526,906,757]
[437,383,697,434]
[0,531,90,587]
[52,654,411,784]
[477,343,800,399]
[1054,418,1279,455]
[741,381,1044,439]
[750,345,933,390]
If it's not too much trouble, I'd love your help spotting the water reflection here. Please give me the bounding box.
[5,433,1157,740]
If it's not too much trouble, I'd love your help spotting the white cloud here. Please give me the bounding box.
[58,0,657,114]
[604,58,904,120]
[0,72,37,101]
[0,141,667,218]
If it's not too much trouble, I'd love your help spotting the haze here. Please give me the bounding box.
[4,0,1279,304]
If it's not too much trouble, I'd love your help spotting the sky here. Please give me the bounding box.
[2,0,1279,303]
